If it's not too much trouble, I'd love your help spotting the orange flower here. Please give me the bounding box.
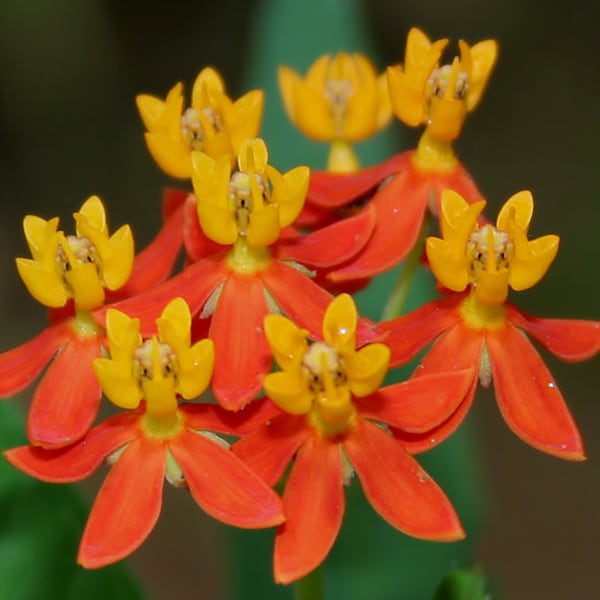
[4,299,284,568]
[232,295,473,583]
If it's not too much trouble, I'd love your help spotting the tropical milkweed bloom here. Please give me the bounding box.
[279,53,392,172]
[4,298,285,568]
[303,28,498,285]
[110,138,378,410]
[380,190,600,459]
[232,294,474,583]
[136,67,264,179]
[0,194,185,448]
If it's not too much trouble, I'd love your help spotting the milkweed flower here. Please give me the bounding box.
[232,294,474,584]
[136,67,264,178]
[4,298,285,569]
[380,190,600,459]
[0,194,185,448]
[303,28,498,284]
[109,138,379,410]
[279,53,392,172]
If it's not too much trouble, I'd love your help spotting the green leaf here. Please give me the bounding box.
[0,401,146,600]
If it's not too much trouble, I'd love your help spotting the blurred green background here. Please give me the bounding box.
[0,1,599,599]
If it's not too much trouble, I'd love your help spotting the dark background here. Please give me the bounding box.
[0,1,599,598]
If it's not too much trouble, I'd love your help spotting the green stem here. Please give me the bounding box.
[381,217,430,320]
[293,566,324,600]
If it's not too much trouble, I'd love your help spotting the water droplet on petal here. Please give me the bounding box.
[548,382,556,388]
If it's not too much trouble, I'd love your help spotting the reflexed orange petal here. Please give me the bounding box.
[210,273,271,410]
[3,412,140,482]
[507,306,600,362]
[182,397,281,436]
[327,168,429,281]
[0,322,70,397]
[110,200,185,299]
[393,321,482,454]
[344,419,464,540]
[105,258,227,335]
[356,368,474,432]
[431,164,486,213]
[486,324,585,460]
[379,296,462,367]
[274,203,376,268]
[78,437,165,568]
[170,428,284,528]
[233,413,311,486]
[27,335,104,448]
[274,434,344,584]
[307,152,409,208]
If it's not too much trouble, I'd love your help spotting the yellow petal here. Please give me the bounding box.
[76,196,107,235]
[344,80,379,141]
[387,65,425,127]
[15,257,67,307]
[427,95,467,141]
[263,370,313,415]
[144,132,191,179]
[136,94,166,131]
[474,269,509,306]
[426,237,470,292]
[22,215,59,260]
[238,138,268,173]
[191,152,231,208]
[496,190,533,233]
[264,313,308,371]
[226,89,265,151]
[289,81,336,141]
[322,293,357,353]
[191,67,225,109]
[246,205,280,247]
[197,201,238,245]
[509,234,559,291]
[99,225,135,290]
[375,72,393,130]
[268,164,309,227]
[278,65,302,123]
[93,358,142,410]
[105,308,142,365]
[178,338,215,399]
[157,297,192,350]
[346,343,390,397]
[463,39,498,112]
[65,262,106,311]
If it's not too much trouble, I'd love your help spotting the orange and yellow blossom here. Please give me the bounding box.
[301,28,498,286]
[4,298,284,569]
[381,190,600,459]
[137,67,264,178]
[233,294,474,583]
[279,52,392,172]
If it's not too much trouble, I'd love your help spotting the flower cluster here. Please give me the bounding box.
[2,26,599,586]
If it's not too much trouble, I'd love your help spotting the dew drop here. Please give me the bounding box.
[429,437,437,445]
[548,382,556,389]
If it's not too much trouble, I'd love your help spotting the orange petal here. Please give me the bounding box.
[273,434,344,584]
[27,335,104,448]
[486,323,585,460]
[356,368,474,433]
[110,200,184,300]
[4,412,140,482]
[233,413,311,486]
[105,257,227,335]
[307,152,409,208]
[210,273,272,410]
[170,428,284,528]
[392,320,482,454]
[379,296,462,367]
[327,167,429,282]
[181,397,281,436]
[78,437,166,568]
[0,322,70,397]
[344,419,464,540]
[507,306,600,362]
[274,203,376,268]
